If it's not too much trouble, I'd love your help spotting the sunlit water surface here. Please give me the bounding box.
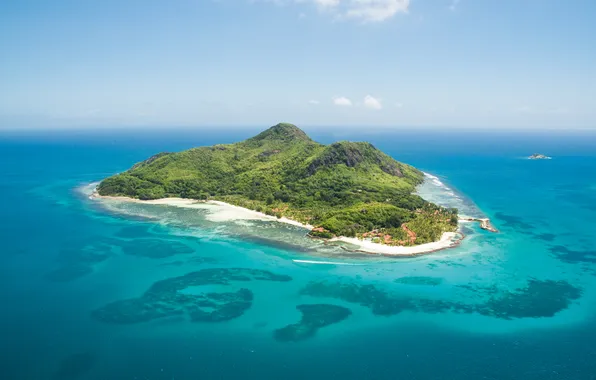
[1,128,595,379]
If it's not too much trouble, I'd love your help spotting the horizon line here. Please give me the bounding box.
[1,124,596,132]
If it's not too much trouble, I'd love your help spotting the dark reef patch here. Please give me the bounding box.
[118,238,194,258]
[301,278,581,320]
[115,225,200,243]
[554,184,596,212]
[187,288,253,322]
[45,242,113,282]
[436,260,466,268]
[57,245,112,265]
[235,233,313,253]
[274,304,352,342]
[159,260,186,267]
[52,352,95,380]
[394,276,443,286]
[456,283,500,297]
[494,212,534,230]
[477,279,582,319]
[549,245,596,264]
[92,268,292,324]
[535,233,556,242]
[300,281,454,316]
[159,256,217,267]
[114,225,154,238]
[45,234,207,281]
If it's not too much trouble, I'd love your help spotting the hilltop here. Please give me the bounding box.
[97,123,458,245]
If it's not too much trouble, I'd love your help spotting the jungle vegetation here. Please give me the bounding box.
[98,123,458,245]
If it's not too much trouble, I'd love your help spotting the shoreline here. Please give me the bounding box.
[329,231,464,257]
[89,191,315,230]
[90,190,467,257]
[460,216,499,232]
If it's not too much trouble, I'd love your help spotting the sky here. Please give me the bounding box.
[0,0,595,130]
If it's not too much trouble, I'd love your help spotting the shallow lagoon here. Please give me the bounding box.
[1,128,596,379]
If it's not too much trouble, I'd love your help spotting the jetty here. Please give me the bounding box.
[461,217,498,233]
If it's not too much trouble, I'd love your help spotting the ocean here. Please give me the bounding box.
[1,127,596,379]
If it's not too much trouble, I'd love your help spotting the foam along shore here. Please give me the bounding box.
[90,192,315,230]
[90,191,463,256]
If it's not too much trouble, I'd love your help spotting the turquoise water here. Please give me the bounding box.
[1,128,596,379]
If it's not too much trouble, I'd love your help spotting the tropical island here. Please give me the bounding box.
[528,153,551,160]
[95,123,465,255]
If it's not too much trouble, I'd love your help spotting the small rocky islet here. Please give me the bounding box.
[528,153,552,160]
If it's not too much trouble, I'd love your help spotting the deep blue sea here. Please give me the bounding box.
[1,127,596,380]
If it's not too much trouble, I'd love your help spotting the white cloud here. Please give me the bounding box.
[314,0,340,7]
[344,0,410,22]
[257,0,410,23]
[333,96,353,106]
[395,102,403,108]
[308,99,320,105]
[364,95,382,110]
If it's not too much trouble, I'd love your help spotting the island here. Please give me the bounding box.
[95,123,466,255]
[528,153,551,160]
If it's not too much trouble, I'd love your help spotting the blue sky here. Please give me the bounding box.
[1,0,595,129]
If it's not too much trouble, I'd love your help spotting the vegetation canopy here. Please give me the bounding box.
[98,123,457,245]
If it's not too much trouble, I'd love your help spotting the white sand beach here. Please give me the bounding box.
[90,193,315,229]
[330,232,462,256]
[91,192,463,256]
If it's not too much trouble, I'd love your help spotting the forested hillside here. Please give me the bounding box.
[98,123,457,245]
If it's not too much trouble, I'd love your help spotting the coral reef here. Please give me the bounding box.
[274,304,352,342]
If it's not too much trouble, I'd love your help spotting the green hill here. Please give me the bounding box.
[98,123,457,245]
